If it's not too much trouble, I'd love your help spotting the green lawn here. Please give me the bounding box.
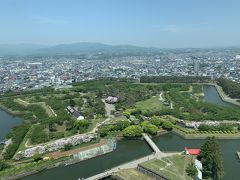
[135,96,163,113]
[141,155,194,180]
[116,168,153,180]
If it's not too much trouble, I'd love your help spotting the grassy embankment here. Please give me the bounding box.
[140,155,194,180]
[115,168,153,180]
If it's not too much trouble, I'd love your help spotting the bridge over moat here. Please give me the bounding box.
[82,133,178,180]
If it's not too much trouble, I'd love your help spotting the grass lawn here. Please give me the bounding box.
[141,155,194,180]
[135,96,164,113]
[115,168,153,180]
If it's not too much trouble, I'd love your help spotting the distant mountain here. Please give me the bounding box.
[1,43,240,57]
[0,42,160,56]
[34,42,160,56]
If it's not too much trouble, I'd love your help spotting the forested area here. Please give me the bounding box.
[73,79,162,110]
[217,78,240,99]
[1,78,240,160]
[99,116,175,138]
[140,76,211,83]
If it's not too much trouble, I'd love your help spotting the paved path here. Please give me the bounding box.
[142,133,161,153]
[159,92,164,102]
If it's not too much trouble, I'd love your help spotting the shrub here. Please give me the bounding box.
[33,153,42,162]
[0,161,9,171]
[123,125,143,137]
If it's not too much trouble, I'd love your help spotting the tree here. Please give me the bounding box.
[199,136,224,180]
[162,121,174,130]
[123,125,143,137]
[64,144,72,151]
[69,99,76,107]
[0,161,9,171]
[33,153,42,162]
[141,121,158,135]
[150,116,164,127]
[186,163,197,178]
[74,120,90,129]
[115,120,130,131]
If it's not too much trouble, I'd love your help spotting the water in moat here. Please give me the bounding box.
[203,85,239,109]
[21,133,240,180]
[21,138,152,180]
[0,110,23,141]
[1,85,240,180]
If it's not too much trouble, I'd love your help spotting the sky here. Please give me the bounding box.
[0,0,240,48]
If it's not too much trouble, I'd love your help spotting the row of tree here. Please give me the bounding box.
[3,124,30,160]
[217,78,240,99]
[140,76,211,83]
[198,123,234,132]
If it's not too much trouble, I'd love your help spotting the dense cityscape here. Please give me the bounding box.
[1,49,240,93]
[2,1,240,180]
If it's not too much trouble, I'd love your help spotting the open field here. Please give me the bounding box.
[141,155,193,180]
[135,96,164,113]
[14,98,57,117]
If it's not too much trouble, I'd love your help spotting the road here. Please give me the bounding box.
[90,100,115,133]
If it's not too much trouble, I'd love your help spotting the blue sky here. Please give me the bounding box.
[0,0,240,48]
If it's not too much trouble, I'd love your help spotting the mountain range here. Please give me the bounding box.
[0,42,159,56]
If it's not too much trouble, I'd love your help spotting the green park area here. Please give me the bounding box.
[135,96,163,114]
[0,77,239,179]
[115,168,153,180]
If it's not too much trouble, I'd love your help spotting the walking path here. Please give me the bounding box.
[159,92,164,102]
[142,133,161,153]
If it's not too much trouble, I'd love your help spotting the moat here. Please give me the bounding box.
[0,85,239,180]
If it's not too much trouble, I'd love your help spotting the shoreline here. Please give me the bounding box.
[0,103,24,116]
[211,83,240,107]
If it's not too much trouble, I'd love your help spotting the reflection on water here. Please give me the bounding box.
[203,85,238,108]
[0,109,23,141]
